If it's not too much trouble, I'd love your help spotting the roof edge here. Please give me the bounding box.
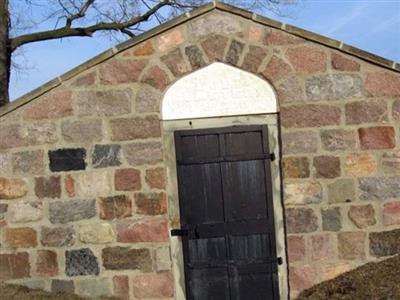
[1,1,399,117]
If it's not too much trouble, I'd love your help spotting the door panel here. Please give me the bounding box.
[188,237,227,264]
[189,268,230,300]
[224,131,264,156]
[229,234,272,260]
[179,163,224,225]
[174,125,279,300]
[222,160,268,221]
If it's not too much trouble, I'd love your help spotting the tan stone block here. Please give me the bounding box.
[123,142,163,166]
[155,247,171,272]
[282,131,318,154]
[284,181,322,205]
[345,100,388,125]
[103,247,151,271]
[276,76,305,104]
[282,157,310,178]
[286,46,327,74]
[383,202,400,226]
[262,56,292,82]
[310,234,335,260]
[117,218,169,243]
[348,204,376,229]
[369,229,400,257]
[99,59,147,84]
[0,122,57,150]
[287,235,305,262]
[98,195,132,220]
[115,169,141,192]
[36,250,58,277]
[320,262,351,281]
[0,153,11,173]
[161,48,189,77]
[145,167,166,189]
[0,252,30,280]
[289,265,316,292]
[281,104,341,128]
[61,119,103,143]
[132,41,154,56]
[381,151,400,175]
[12,150,44,175]
[40,226,75,247]
[132,272,174,298]
[71,71,96,87]
[156,29,184,52]
[285,208,318,233]
[0,177,28,200]
[135,85,161,113]
[35,176,61,199]
[141,66,170,91]
[4,227,37,248]
[265,28,304,45]
[365,72,400,97]
[393,99,400,120]
[75,89,132,116]
[64,175,75,197]
[338,231,366,259]
[8,201,42,223]
[320,129,356,151]
[110,115,161,141]
[328,179,355,203]
[23,89,73,121]
[359,126,395,150]
[79,223,114,244]
[186,12,242,38]
[248,24,264,43]
[313,155,341,178]
[135,192,167,216]
[225,40,245,66]
[331,53,360,71]
[242,45,268,73]
[344,153,377,176]
[113,275,129,300]
[74,171,111,197]
[201,34,229,61]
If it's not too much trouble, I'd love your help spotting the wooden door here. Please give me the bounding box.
[174,125,280,300]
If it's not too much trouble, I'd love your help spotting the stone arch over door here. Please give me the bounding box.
[162,62,279,120]
[161,62,287,299]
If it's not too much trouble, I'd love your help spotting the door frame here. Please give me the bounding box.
[162,114,288,300]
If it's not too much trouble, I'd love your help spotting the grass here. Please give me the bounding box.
[296,255,400,300]
[0,282,118,300]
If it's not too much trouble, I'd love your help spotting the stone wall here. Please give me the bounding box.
[0,8,399,300]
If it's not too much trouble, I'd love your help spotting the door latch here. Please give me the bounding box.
[170,228,189,237]
[171,227,198,239]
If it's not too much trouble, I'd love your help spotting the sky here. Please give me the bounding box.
[9,0,400,100]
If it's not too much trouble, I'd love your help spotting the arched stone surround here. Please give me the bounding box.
[160,62,286,298]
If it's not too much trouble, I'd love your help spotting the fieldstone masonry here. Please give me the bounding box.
[0,4,399,300]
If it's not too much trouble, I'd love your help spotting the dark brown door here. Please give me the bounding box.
[173,125,280,300]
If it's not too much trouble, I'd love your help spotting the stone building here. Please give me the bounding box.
[0,2,399,299]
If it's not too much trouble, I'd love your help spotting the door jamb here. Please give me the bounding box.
[162,114,289,300]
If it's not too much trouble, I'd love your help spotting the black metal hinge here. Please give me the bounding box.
[171,228,198,239]
[171,228,189,236]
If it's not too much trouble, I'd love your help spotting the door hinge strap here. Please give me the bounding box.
[170,228,189,236]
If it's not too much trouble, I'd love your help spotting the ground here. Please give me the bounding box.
[0,283,117,300]
[296,255,400,300]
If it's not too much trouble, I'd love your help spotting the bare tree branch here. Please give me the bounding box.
[65,0,95,28]
[10,0,170,51]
